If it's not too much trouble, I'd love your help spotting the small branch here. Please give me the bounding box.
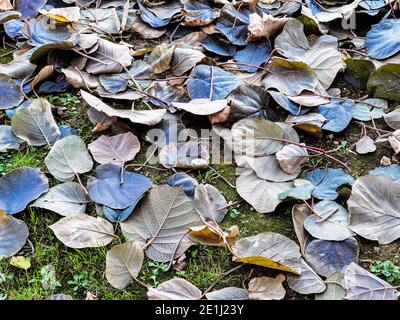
[75,172,89,195]
[217,200,243,211]
[209,66,214,100]
[201,264,244,298]
[257,136,352,172]
[207,166,236,188]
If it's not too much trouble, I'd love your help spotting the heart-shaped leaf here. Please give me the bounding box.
[121,185,203,262]
[187,65,238,101]
[194,184,227,223]
[231,118,284,157]
[348,175,400,244]
[88,132,140,166]
[344,262,399,300]
[232,232,301,274]
[365,19,400,60]
[304,200,355,241]
[32,182,89,216]
[0,125,23,152]
[306,168,354,200]
[0,211,29,258]
[50,214,115,248]
[0,74,24,110]
[147,278,202,300]
[45,136,93,182]
[287,258,326,294]
[262,58,318,96]
[0,168,48,215]
[236,171,292,213]
[305,237,359,277]
[11,98,60,146]
[81,90,166,126]
[106,241,144,289]
[367,64,400,101]
[87,163,152,210]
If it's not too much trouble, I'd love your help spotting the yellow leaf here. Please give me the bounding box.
[293,123,323,138]
[233,256,300,275]
[39,7,81,23]
[10,256,31,270]
[0,210,10,223]
[189,225,239,246]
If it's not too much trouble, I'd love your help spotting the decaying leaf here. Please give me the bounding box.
[45,136,93,182]
[32,182,89,216]
[248,274,286,300]
[287,258,326,294]
[121,186,203,262]
[148,278,202,300]
[232,232,301,274]
[344,263,399,300]
[50,214,115,249]
[88,132,140,166]
[348,175,400,244]
[0,211,29,258]
[11,99,60,146]
[106,241,144,289]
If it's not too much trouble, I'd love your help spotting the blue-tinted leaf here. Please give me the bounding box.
[305,237,359,277]
[201,36,236,56]
[352,98,387,121]
[16,0,46,18]
[279,181,315,200]
[365,19,400,60]
[167,172,199,199]
[183,0,220,26]
[0,11,21,24]
[59,125,78,139]
[268,91,310,116]
[215,4,254,46]
[103,204,135,223]
[369,164,400,181]
[187,65,238,100]
[0,125,23,152]
[0,74,24,110]
[318,99,354,132]
[5,101,30,120]
[87,163,152,210]
[360,0,387,10]
[306,168,355,200]
[138,2,171,28]
[0,168,49,215]
[228,85,278,122]
[21,16,70,47]
[234,40,271,73]
[37,75,70,94]
[99,74,128,94]
[4,19,24,39]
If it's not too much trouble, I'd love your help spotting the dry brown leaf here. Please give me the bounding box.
[0,0,13,11]
[247,13,290,42]
[248,274,286,300]
[31,65,54,90]
[188,225,239,246]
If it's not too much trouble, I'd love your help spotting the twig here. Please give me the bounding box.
[217,200,243,211]
[209,66,214,100]
[201,264,244,298]
[27,239,35,254]
[257,136,352,172]
[75,172,89,195]
[126,163,169,171]
[207,165,236,188]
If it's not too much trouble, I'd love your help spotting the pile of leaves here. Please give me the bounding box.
[1,0,400,300]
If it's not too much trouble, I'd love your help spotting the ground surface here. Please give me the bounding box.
[0,46,400,300]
